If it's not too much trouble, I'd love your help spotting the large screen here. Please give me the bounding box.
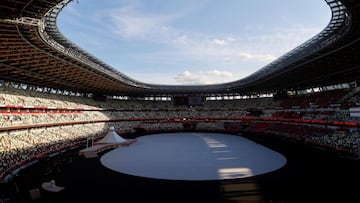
[187,96,204,106]
[173,96,204,106]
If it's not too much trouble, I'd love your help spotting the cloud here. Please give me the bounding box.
[213,39,227,46]
[174,70,238,85]
[126,72,177,84]
[109,2,191,40]
[111,7,167,39]
[114,16,155,38]
[170,37,277,66]
[238,53,276,62]
[173,35,188,45]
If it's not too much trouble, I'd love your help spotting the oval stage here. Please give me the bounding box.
[100,132,287,181]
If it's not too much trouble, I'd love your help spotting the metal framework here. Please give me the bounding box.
[1,0,360,96]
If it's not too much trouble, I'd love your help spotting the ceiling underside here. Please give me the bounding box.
[0,0,360,96]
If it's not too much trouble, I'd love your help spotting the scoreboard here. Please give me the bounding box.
[173,96,204,106]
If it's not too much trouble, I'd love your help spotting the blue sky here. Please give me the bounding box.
[57,0,331,85]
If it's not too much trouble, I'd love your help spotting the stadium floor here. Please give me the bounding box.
[10,132,360,203]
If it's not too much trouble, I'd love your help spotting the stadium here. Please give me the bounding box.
[1,0,360,202]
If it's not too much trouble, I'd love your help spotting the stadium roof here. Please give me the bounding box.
[0,0,360,96]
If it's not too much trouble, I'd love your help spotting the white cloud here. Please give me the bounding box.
[111,7,169,39]
[238,53,276,62]
[109,2,190,40]
[244,25,323,56]
[174,70,238,85]
[167,34,279,67]
[213,39,227,46]
[173,35,188,45]
[113,15,156,38]
[126,72,176,84]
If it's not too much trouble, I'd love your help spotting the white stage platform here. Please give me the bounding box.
[42,180,64,192]
[79,139,137,158]
[100,132,286,181]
